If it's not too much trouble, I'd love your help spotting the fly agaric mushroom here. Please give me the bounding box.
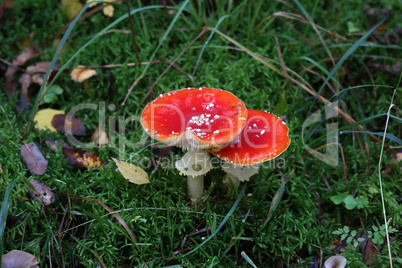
[209,109,290,189]
[141,87,247,201]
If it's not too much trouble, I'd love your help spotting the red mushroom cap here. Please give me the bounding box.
[209,109,291,165]
[141,88,248,149]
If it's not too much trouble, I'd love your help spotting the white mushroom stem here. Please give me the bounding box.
[175,149,212,202]
[221,162,260,189]
[187,174,204,202]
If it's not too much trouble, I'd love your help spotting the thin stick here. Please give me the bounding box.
[378,87,398,268]
[94,251,108,268]
[122,74,145,106]
[126,0,141,65]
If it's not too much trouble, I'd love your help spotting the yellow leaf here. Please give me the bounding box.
[112,158,150,185]
[34,109,65,132]
[103,4,114,17]
[61,0,83,21]
[71,65,97,82]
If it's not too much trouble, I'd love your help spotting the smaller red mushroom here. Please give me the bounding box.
[141,88,247,201]
[209,109,291,189]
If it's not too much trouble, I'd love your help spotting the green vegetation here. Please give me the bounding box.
[0,0,401,267]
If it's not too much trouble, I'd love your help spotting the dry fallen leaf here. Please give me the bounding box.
[27,61,52,75]
[34,108,65,132]
[61,0,83,20]
[103,4,114,17]
[5,44,39,94]
[71,65,97,82]
[360,233,378,266]
[51,114,86,136]
[17,73,32,114]
[27,179,55,206]
[63,148,106,170]
[21,142,48,175]
[12,44,39,66]
[87,0,114,17]
[91,124,109,146]
[112,158,150,185]
[1,250,39,268]
[45,138,71,153]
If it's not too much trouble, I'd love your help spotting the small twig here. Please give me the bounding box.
[57,60,161,71]
[126,0,141,65]
[122,74,145,106]
[94,251,108,268]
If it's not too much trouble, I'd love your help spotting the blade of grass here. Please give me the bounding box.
[0,181,18,264]
[308,113,401,147]
[293,0,335,66]
[192,14,230,76]
[183,184,246,256]
[307,16,389,116]
[241,251,257,268]
[340,130,401,145]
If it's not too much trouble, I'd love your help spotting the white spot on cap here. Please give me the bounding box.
[260,130,265,135]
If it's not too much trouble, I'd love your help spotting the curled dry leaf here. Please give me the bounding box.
[21,142,48,175]
[63,148,106,170]
[1,250,39,268]
[34,108,65,132]
[71,65,97,82]
[51,114,86,136]
[91,124,109,146]
[112,158,150,185]
[27,179,55,206]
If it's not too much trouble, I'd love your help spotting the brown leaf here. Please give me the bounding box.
[63,148,106,170]
[1,250,39,268]
[45,138,72,153]
[5,44,39,94]
[26,61,52,74]
[360,233,378,266]
[27,179,55,206]
[330,238,348,253]
[71,65,97,82]
[12,44,39,66]
[51,114,86,136]
[5,67,17,94]
[21,142,48,175]
[17,73,32,113]
[91,124,109,146]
